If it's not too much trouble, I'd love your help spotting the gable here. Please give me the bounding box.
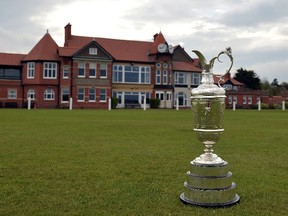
[172,46,193,62]
[73,41,113,61]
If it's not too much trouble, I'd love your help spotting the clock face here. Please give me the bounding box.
[157,43,167,53]
[168,45,174,54]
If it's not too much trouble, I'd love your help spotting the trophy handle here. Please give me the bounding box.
[216,47,234,87]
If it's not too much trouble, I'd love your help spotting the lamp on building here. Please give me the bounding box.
[180,47,240,207]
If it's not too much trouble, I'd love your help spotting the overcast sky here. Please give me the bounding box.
[1,0,287,83]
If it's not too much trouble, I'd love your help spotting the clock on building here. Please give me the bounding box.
[168,45,174,54]
[157,43,168,53]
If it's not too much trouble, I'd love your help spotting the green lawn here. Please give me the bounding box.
[0,109,287,215]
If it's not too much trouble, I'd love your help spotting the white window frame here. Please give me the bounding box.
[27,89,35,100]
[192,73,201,85]
[61,88,69,103]
[223,84,232,90]
[233,96,237,104]
[89,48,98,55]
[243,96,247,104]
[8,89,17,99]
[44,88,55,100]
[228,96,233,104]
[100,63,107,78]
[175,72,186,85]
[140,66,150,84]
[156,69,161,84]
[89,88,96,102]
[163,70,167,84]
[175,92,187,106]
[27,62,35,79]
[78,62,85,78]
[156,91,164,101]
[89,63,96,78]
[248,96,252,104]
[43,62,57,79]
[166,92,172,101]
[63,66,69,79]
[77,88,85,102]
[100,89,106,102]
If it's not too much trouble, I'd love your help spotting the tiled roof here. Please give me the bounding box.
[172,61,202,72]
[0,53,26,66]
[23,32,60,61]
[214,73,244,86]
[149,32,167,54]
[60,35,155,62]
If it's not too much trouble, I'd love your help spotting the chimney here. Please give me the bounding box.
[64,23,72,47]
[153,33,159,42]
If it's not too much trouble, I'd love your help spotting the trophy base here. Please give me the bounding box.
[180,193,240,207]
[180,159,240,207]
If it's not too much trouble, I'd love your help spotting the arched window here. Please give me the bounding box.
[44,88,55,100]
[27,89,35,100]
[175,92,187,106]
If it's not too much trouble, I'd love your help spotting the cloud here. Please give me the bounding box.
[0,0,287,82]
[218,0,288,27]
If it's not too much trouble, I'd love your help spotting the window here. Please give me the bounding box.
[248,96,252,104]
[156,92,164,100]
[44,62,57,79]
[8,89,17,99]
[44,88,55,100]
[140,66,150,84]
[156,63,161,68]
[228,96,232,104]
[175,92,187,106]
[243,96,247,104]
[156,69,161,84]
[27,89,35,100]
[27,62,35,78]
[124,66,139,83]
[113,65,123,82]
[100,89,106,102]
[89,48,97,55]
[233,96,237,104]
[61,88,69,102]
[0,68,21,80]
[89,88,96,102]
[223,84,232,90]
[100,63,107,78]
[63,66,69,79]
[175,72,186,85]
[78,62,85,77]
[113,65,150,84]
[192,73,201,85]
[166,92,172,101]
[77,88,85,102]
[163,70,167,84]
[89,63,96,78]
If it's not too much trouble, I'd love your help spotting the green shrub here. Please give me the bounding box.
[149,98,160,108]
[111,97,118,109]
[249,104,258,109]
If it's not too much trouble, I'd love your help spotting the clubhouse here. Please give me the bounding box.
[0,23,270,109]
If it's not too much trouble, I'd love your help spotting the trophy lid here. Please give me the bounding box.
[191,71,226,99]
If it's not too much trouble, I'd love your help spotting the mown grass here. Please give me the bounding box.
[0,109,287,215]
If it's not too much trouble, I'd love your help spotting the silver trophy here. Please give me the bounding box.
[180,48,240,207]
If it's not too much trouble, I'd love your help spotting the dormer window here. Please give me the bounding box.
[89,48,98,55]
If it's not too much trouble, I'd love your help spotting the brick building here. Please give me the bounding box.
[0,23,275,109]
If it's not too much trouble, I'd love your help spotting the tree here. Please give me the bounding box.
[281,82,288,90]
[234,68,261,90]
[271,78,279,86]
